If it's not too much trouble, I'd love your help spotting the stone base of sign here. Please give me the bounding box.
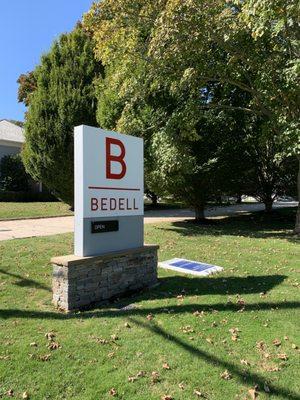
[51,245,159,312]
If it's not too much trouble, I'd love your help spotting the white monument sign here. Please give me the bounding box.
[74,125,144,257]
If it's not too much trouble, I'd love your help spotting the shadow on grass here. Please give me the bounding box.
[128,317,300,400]
[1,302,298,400]
[159,207,299,241]
[0,273,288,316]
[1,271,299,400]
[1,301,300,321]
[0,272,296,320]
[155,274,286,296]
[0,273,295,319]
[0,268,51,292]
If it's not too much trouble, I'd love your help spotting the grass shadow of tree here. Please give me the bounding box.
[128,317,300,400]
[158,207,299,241]
[0,268,51,292]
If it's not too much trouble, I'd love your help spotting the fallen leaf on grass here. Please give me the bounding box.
[220,370,232,380]
[181,325,194,334]
[151,371,160,383]
[22,391,29,399]
[146,314,154,321]
[7,389,14,397]
[193,311,205,317]
[163,363,170,370]
[292,343,298,349]
[136,370,146,377]
[264,365,280,372]
[229,327,240,335]
[29,342,37,347]
[111,334,119,341]
[256,341,265,351]
[90,335,109,345]
[248,386,259,399]
[45,332,55,341]
[240,359,251,366]
[128,370,146,382]
[231,334,239,341]
[47,342,61,351]
[39,353,51,362]
[277,353,288,360]
[178,382,185,390]
[124,322,131,328]
[109,388,117,396]
[236,297,245,306]
[161,396,173,400]
[194,389,205,397]
[206,338,213,344]
[108,352,115,358]
[272,339,281,347]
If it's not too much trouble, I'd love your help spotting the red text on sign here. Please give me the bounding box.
[91,197,138,211]
[106,137,126,180]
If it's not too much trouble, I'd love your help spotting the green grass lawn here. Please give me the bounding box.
[0,202,73,220]
[0,200,184,220]
[0,209,299,400]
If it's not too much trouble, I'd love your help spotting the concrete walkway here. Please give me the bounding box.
[0,202,296,241]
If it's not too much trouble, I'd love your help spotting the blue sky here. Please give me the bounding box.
[0,0,93,122]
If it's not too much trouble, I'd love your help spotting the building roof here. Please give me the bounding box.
[0,120,25,144]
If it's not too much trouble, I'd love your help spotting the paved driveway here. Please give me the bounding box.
[0,202,296,241]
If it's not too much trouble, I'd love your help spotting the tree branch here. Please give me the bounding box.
[199,104,261,114]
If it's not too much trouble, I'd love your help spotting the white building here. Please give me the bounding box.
[0,119,25,162]
[0,119,43,193]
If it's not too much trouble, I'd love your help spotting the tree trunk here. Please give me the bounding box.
[195,204,205,222]
[294,156,300,234]
[151,193,158,207]
[145,189,158,207]
[263,195,274,214]
[264,198,274,213]
[216,195,222,205]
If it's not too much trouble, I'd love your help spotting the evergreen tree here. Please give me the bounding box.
[21,25,103,205]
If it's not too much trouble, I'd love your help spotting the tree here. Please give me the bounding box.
[84,0,299,223]
[17,71,37,107]
[244,122,298,212]
[0,154,29,192]
[20,25,103,205]
[142,0,300,227]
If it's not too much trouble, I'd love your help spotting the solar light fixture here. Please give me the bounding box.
[159,258,223,276]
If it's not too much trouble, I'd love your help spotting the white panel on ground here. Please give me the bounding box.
[159,258,223,276]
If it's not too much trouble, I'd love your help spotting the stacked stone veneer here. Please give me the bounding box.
[52,245,158,311]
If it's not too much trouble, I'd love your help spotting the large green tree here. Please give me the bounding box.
[84,0,299,227]
[20,25,103,205]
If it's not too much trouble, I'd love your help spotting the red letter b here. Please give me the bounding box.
[106,137,127,180]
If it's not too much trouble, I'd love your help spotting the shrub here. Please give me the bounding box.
[0,154,29,192]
